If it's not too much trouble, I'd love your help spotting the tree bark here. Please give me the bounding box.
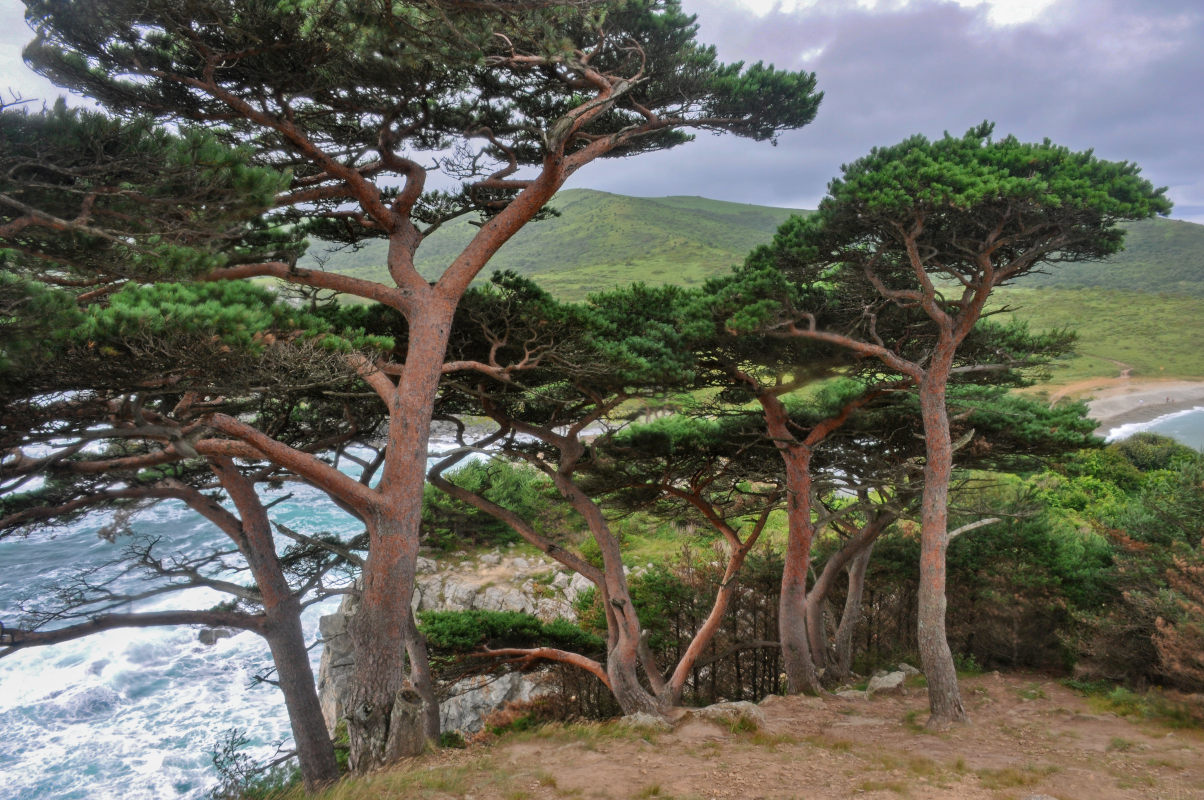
[832,543,874,684]
[206,459,341,792]
[760,398,821,695]
[804,513,891,675]
[261,605,341,792]
[345,303,453,772]
[916,370,968,727]
[563,478,664,716]
[405,609,441,743]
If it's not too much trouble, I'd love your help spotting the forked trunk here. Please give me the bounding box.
[344,531,426,771]
[345,308,452,771]
[832,544,874,684]
[805,514,890,677]
[916,374,967,727]
[405,610,441,742]
[776,447,822,694]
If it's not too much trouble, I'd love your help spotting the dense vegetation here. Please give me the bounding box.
[1,1,1201,797]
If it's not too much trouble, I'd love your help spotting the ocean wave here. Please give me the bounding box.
[1105,405,1204,442]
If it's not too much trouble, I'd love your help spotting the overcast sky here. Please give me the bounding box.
[2,0,1201,222]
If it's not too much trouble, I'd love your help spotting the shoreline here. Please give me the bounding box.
[1045,378,1204,434]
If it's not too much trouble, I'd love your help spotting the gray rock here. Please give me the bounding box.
[897,662,921,677]
[441,671,553,734]
[316,600,357,734]
[567,572,594,600]
[865,671,907,698]
[620,712,673,733]
[835,689,865,699]
[534,597,575,622]
[693,701,766,730]
[443,578,479,611]
[416,556,437,574]
[479,551,502,566]
[477,584,534,614]
[551,572,571,590]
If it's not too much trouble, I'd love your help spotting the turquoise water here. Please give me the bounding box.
[0,481,358,800]
[0,435,471,800]
[1106,406,1204,450]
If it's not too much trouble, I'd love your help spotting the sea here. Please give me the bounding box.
[1,411,1201,800]
[0,478,359,800]
[1104,405,1204,450]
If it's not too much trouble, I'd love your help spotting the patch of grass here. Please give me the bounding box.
[996,286,1204,383]
[1064,682,1204,729]
[1116,773,1157,789]
[905,756,943,779]
[747,730,799,748]
[1107,736,1135,752]
[856,779,910,795]
[803,734,853,752]
[953,652,983,677]
[1017,683,1047,701]
[634,785,663,798]
[975,763,1058,790]
[902,709,935,735]
[438,730,467,749]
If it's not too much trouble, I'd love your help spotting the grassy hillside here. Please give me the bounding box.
[304,191,1204,382]
[994,287,1204,382]
[1014,217,1204,296]
[300,189,802,298]
[305,190,1202,300]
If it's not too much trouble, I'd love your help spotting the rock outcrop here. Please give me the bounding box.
[316,547,588,735]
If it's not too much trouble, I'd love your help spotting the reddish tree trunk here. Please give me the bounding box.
[760,398,822,695]
[557,471,664,716]
[209,459,340,791]
[805,514,891,674]
[916,369,968,726]
[345,305,453,771]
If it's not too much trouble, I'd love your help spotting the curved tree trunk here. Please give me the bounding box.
[209,459,341,792]
[583,501,664,716]
[346,306,451,771]
[916,373,967,727]
[262,606,342,792]
[805,513,891,676]
[761,399,821,695]
[832,543,874,684]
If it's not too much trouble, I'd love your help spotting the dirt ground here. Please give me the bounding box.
[377,672,1204,800]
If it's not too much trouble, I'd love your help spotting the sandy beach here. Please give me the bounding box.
[1040,377,1204,433]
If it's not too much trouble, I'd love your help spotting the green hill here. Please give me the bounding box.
[304,189,1203,301]
[1014,217,1204,296]
[300,189,803,299]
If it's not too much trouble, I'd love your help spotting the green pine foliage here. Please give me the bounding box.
[418,609,603,655]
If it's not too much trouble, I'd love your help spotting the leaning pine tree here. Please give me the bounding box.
[19,0,822,769]
[733,123,1170,726]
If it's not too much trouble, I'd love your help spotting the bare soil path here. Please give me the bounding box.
[342,672,1203,800]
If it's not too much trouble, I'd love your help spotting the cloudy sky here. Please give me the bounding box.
[2,0,1201,222]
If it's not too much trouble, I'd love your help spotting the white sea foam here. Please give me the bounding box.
[0,482,350,800]
[1105,405,1204,442]
[0,433,486,799]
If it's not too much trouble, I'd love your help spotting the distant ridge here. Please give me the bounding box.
[303,188,1204,300]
